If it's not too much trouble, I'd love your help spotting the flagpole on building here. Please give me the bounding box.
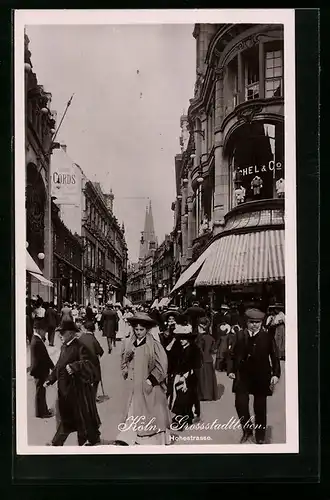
[51,93,74,147]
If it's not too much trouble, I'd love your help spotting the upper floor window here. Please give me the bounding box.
[265,49,283,98]
[244,47,260,101]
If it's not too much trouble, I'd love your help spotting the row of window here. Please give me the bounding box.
[195,44,284,156]
[53,231,82,268]
[84,238,123,278]
[85,197,123,251]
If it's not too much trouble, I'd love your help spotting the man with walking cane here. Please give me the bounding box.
[76,319,104,402]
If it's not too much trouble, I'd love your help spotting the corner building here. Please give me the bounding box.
[171,23,285,309]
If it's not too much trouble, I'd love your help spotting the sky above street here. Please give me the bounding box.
[26,24,196,261]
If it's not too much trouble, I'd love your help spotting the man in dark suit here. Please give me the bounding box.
[227,308,281,444]
[45,320,101,446]
[30,328,55,418]
[44,301,58,346]
[77,319,104,401]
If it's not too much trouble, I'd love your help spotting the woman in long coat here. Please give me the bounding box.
[197,317,218,401]
[116,312,171,445]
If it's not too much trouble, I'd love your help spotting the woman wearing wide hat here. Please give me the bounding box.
[170,324,203,428]
[117,312,171,445]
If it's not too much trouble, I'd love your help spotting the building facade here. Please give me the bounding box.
[171,23,285,310]
[126,263,146,305]
[25,33,57,301]
[152,234,174,301]
[52,202,83,307]
[82,181,128,306]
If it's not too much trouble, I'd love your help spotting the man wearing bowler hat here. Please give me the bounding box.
[227,308,281,444]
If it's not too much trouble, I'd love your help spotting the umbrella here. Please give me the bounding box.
[183,306,206,318]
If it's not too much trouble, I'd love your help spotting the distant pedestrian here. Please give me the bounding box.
[33,299,46,335]
[60,302,73,324]
[45,320,101,446]
[30,328,54,418]
[100,302,119,353]
[44,301,58,347]
[214,321,231,372]
[71,303,79,323]
[227,308,281,444]
[86,303,95,325]
[197,317,218,401]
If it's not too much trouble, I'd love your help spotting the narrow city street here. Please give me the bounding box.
[27,330,286,447]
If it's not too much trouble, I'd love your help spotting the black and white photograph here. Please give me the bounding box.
[15,9,298,454]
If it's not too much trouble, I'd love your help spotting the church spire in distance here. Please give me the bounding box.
[139,199,157,260]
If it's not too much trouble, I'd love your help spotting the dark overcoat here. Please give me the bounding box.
[47,338,101,435]
[30,334,54,380]
[78,332,104,382]
[100,309,118,339]
[171,342,202,418]
[227,327,281,396]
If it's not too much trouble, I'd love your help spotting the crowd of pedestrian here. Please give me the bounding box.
[27,295,285,447]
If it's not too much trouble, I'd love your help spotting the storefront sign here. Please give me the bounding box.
[51,147,80,205]
[238,161,283,177]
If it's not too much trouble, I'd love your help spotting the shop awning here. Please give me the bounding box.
[195,229,284,287]
[123,296,133,307]
[170,243,216,294]
[26,250,43,274]
[29,271,54,287]
[151,298,159,309]
[159,297,171,308]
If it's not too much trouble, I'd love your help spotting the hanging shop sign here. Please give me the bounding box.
[51,147,80,205]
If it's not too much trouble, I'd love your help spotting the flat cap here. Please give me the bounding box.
[245,308,265,320]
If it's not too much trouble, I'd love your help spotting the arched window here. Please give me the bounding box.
[227,120,284,209]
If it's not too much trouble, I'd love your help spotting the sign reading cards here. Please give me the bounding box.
[51,147,80,205]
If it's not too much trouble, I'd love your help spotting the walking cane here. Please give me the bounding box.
[97,374,110,403]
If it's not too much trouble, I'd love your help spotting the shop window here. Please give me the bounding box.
[228,121,284,209]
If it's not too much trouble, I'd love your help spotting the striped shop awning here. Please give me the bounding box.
[194,229,284,287]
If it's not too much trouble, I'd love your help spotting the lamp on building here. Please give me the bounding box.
[50,128,56,135]
[40,107,49,115]
[190,154,196,159]
[37,252,45,260]
[24,62,32,73]
[182,178,189,184]
[197,175,204,184]
[177,195,182,200]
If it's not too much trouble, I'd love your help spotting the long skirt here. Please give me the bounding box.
[215,336,228,371]
[274,324,285,359]
[199,362,218,401]
[116,396,171,445]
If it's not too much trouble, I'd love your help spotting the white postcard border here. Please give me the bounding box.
[15,8,298,455]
